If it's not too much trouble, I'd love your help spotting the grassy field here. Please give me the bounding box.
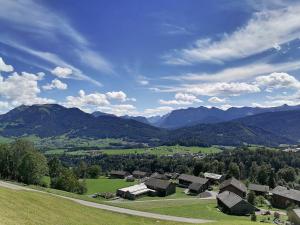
[85,177,137,195]
[45,145,222,156]
[0,186,186,225]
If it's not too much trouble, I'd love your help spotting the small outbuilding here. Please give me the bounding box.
[145,178,176,197]
[188,182,206,195]
[178,174,209,190]
[109,170,130,179]
[150,172,169,180]
[217,191,257,215]
[271,186,300,208]
[288,208,300,225]
[132,171,148,179]
[248,183,269,196]
[204,172,224,184]
[219,177,247,198]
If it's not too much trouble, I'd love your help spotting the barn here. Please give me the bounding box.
[217,191,257,215]
[145,178,176,197]
[271,186,300,208]
[248,183,269,196]
[219,177,247,198]
[116,183,154,200]
[109,170,129,179]
[178,174,209,190]
[132,171,148,179]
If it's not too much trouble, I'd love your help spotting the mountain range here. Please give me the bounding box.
[0,104,299,146]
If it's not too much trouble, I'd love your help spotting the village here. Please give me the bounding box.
[94,170,300,224]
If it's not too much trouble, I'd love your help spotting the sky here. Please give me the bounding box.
[1,0,300,116]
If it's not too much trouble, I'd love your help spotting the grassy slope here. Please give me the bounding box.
[0,187,184,225]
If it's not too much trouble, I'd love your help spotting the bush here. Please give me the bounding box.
[250,213,257,221]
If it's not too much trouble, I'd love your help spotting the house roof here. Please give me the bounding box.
[220,177,247,193]
[292,208,300,218]
[188,182,203,191]
[178,174,209,185]
[132,171,148,176]
[150,172,168,180]
[217,191,243,208]
[145,178,172,190]
[118,183,154,195]
[204,172,223,180]
[248,183,269,193]
[110,170,128,176]
[271,186,300,202]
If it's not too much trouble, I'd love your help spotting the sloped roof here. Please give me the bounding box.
[150,172,168,180]
[217,191,242,208]
[188,182,203,191]
[110,170,128,176]
[178,174,209,184]
[292,208,300,218]
[132,171,148,176]
[220,177,247,193]
[145,178,172,190]
[248,183,269,193]
[271,186,300,202]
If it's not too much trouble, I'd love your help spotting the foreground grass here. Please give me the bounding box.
[0,187,186,225]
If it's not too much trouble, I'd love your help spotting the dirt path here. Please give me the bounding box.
[0,181,214,224]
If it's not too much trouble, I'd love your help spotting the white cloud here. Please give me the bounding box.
[208,97,226,103]
[0,57,14,72]
[273,43,281,51]
[143,106,174,116]
[159,93,202,105]
[164,4,300,64]
[255,72,300,89]
[138,80,149,86]
[43,79,68,90]
[106,91,127,102]
[0,72,54,106]
[97,104,136,116]
[51,67,72,78]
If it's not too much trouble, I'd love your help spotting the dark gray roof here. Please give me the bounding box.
[217,191,243,208]
[188,182,203,191]
[145,178,172,190]
[220,177,247,193]
[271,186,300,202]
[178,174,209,185]
[150,172,168,180]
[248,183,269,193]
[132,171,148,176]
[110,170,128,176]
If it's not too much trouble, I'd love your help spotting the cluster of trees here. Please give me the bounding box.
[48,158,101,194]
[57,147,300,189]
[0,140,48,185]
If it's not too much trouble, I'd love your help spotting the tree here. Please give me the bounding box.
[193,161,204,176]
[268,169,276,189]
[74,160,87,178]
[247,191,256,205]
[87,165,101,178]
[48,157,62,178]
[18,150,48,185]
[277,167,296,183]
[227,162,240,179]
[249,162,258,182]
[257,165,269,185]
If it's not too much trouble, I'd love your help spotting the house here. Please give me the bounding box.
[204,172,224,184]
[219,177,247,198]
[165,172,179,180]
[178,174,209,190]
[132,171,148,179]
[145,178,176,196]
[217,191,257,215]
[271,186,300,208]
[248,183,269,196]
[288,208,300,225]
[116,183,155,200]
[109,170,129,179]
[150,172,169,180]
[188,182,206,195]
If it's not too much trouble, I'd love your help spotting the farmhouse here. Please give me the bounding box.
[204,172,224,184]
[248,183,269,196]
[217,191,257,215]
[109,170,129,179]
[116,183,154,200]
[178,174,209,190]
[219,177,247,198]
[188,182,206,195]
[150,172,169,180]
[271,186,300,208]
[132,171,148,179]
[145,178,176,196]
[288,208,300,225]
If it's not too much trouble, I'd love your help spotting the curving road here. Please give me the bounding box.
[0,181,214,224]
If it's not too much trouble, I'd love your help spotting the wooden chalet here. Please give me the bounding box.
[219,177,247,198]
[271,186,300,208]
[145,178,176,197]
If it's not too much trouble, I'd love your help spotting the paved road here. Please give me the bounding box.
[0,181,214,224]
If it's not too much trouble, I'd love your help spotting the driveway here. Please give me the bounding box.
[0,181,214,224]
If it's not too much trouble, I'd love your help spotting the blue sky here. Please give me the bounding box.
[1,0,300,116]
